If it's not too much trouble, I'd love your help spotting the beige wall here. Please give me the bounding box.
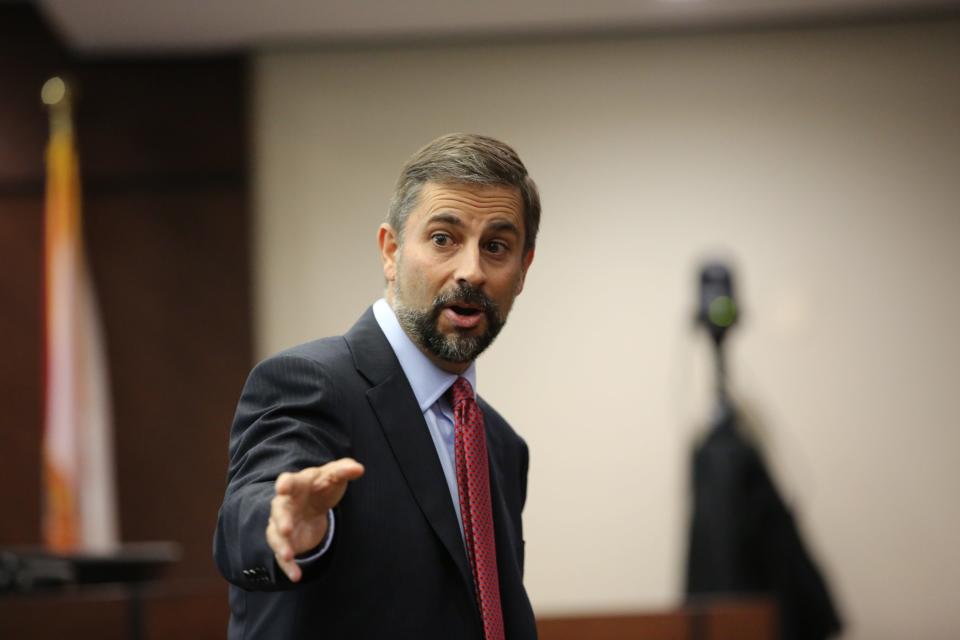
[253,19,960,638]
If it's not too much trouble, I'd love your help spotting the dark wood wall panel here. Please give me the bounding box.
[84,188,250,581]
[0,7,68,187]
[74,60,248,182]
[0,7,66,549]
[0,3,251,634]
[0,583,229,640]
[0,589,129,640]
[0,195,44,545]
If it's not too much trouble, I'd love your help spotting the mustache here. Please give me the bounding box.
[431,283,500,318]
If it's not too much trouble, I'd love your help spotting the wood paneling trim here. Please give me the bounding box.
[536,599,777,640]
[0,580,227,640]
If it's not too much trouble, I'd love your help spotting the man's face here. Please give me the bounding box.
[379,181,535,374]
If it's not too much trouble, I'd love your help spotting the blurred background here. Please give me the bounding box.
[1,0,958,638]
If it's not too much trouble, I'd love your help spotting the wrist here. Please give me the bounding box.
[295,509,336,563]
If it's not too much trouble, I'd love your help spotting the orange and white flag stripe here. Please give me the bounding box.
[42,96,118,552]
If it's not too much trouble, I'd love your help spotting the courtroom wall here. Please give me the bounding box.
[252,18,960,639]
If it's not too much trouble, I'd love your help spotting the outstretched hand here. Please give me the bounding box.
[266,457,365,582]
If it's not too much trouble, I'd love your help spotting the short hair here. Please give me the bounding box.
[388,133,541,252]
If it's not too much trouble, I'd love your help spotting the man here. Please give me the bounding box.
[214,133,540,639]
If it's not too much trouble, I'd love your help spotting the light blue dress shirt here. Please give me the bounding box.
[372,297,475,538]
[298,298,472,563]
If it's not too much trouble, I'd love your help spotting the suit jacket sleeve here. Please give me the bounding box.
[214,352,353,590]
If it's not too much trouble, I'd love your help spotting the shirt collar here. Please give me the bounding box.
[372,298,477,412]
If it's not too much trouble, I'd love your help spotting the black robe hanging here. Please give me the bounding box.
[685,416,843,640]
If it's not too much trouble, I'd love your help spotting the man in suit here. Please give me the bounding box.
[214,133,540,639]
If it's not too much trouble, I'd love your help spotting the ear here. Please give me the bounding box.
[515,247,535,295]
[378,223,400,283]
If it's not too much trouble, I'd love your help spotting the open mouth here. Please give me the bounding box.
[449,305,482,316]
[442,304,485,329]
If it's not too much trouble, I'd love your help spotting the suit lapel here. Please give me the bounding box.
[482,410,515,541]
[483,408,520,574]
[482,402,536,637]
[345,309,476,597]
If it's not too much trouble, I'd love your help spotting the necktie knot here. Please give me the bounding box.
[450,376,474,409]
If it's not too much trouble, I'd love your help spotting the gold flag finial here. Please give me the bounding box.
[42,76,73,135]
[41,76,68,106]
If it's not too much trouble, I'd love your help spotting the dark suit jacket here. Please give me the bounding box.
[214,308,536,639]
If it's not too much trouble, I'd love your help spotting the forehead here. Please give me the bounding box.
[411,181,523,226]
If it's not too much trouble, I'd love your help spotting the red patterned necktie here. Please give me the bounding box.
[450,377,505,640]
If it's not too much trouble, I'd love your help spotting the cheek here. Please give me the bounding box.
[396,258,437,301]
[491,270,525,307]
[513,271,525,295]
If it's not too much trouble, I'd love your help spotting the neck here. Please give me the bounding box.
[427,352,470,375]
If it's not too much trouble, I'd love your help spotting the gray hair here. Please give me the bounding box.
[387,133,541,252]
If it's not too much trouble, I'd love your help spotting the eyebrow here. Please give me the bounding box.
[426,213,463,227]
[488,220,521,237]
[425,213,521,238]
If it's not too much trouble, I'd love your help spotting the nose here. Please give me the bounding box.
[453,243,486,289]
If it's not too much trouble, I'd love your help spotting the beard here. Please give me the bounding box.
[394,280,505,364]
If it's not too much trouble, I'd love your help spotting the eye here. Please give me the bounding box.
[486,240,509,255]
[431,232,452,247]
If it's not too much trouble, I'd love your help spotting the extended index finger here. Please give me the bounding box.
[310,457,365,490]
[275,458,364,496]
[275,468,320,496]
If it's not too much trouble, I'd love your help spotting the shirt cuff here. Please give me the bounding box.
[294,509,335,565]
